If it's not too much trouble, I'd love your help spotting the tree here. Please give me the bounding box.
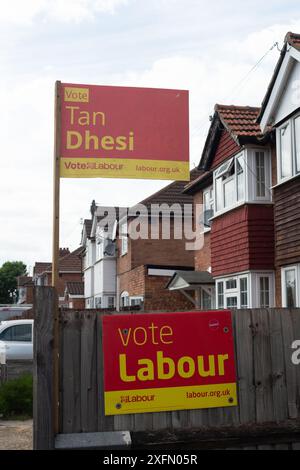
[0,261,27,304]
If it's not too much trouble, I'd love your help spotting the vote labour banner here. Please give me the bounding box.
[59,83,190,181]
[102,311,237,415]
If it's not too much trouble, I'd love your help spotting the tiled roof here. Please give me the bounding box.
[133,168,202,211]
[216,104,262,138]
[17,276,33,287]
[83,219,92,238]
[34,247,84,275]
[34,262,51,275]
[66,281,84,296]
[286,31,300,51]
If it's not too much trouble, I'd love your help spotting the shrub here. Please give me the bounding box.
[0,374,33,418]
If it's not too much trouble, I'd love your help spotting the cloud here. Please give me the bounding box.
[0,0,128,24]
[2,4,300,269]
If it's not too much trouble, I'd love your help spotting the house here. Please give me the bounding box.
[81,202,120,309]
[33,247,84,306]
[184,104,275,309]
[257,32,300,307]
[63,281,85,309]
[17,276,34,305]
[117,168,202,311]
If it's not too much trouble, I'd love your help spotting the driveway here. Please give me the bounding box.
[0,420,32,450]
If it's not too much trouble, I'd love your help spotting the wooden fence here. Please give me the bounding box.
[0,361,33,385]
[33,287,300,450]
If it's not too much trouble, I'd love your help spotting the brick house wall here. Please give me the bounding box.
[117,219,194,276]
[144,273,194,312]
[119,264,194,311]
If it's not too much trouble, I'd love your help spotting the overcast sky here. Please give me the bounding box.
[1,0,300,272]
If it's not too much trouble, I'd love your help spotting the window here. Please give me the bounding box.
[282,267,298,308]
[255,152,266,197]
[240,277,248,308]
[216,274,249,309]
[130,297,144,307]
[277,115,300,182]
[217,282,224,308]
[259,277,270,307]
[202,187,214,228]
[121,291,130,307]
[96,237,103,260]
[226,296,238,308]
[237,155,245,201]
[95,297,102,308]
[0,324,32,342]
[226,279,237,290]
[214,153,245,213]
[121,222,128,255]
[108,296,115,308]
[279,122,292,179]
[295,116,300,173]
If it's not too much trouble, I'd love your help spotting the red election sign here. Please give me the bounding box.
[59,83,189,181]
[102,310,237,415]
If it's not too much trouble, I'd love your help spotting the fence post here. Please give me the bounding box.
[33,286,57,450]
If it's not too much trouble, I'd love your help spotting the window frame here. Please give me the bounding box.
[202,186,214,231]
[281,265,299,308]
[214,152,246,214]
[0,324,32,342]
[277,113,300,184]
[120,221,128,256]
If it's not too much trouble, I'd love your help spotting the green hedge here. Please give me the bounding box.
[0,374,33,418]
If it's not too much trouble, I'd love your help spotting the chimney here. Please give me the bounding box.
[59,248,70,258]
[90,199,97,216]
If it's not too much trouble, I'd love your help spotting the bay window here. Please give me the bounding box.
[216,272,275,309]
[214,149,271,215]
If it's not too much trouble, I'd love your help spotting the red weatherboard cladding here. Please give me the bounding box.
[211,205,274,277]
[211,130,240,169]
[61,83,189,162]
[102,311,236,392]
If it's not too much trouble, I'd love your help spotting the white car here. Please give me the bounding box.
[0,320,33,360]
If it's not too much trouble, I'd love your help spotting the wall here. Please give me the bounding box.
[117,219,195,276]
[144,273,194,311]
[211,205,274,277]
[211,129,240,169]
[274,177,300,267]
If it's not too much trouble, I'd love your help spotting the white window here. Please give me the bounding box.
[216,275,247,309]
[108,296,115,309]
[214,153,245,213]
[130,296,144,307]
[255,151,266,198]
[202,187,214,229]
[217,272,275,309]
[240,277,248,308]
[121,291,130,307]
[121,222,128,255]
[217,281,224,309]
[294,115,300,173]
[259,276,270,307]
[95,297,102,308]
[96,237,103,260]
[282,266,299,308]
[277,114,300,183]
